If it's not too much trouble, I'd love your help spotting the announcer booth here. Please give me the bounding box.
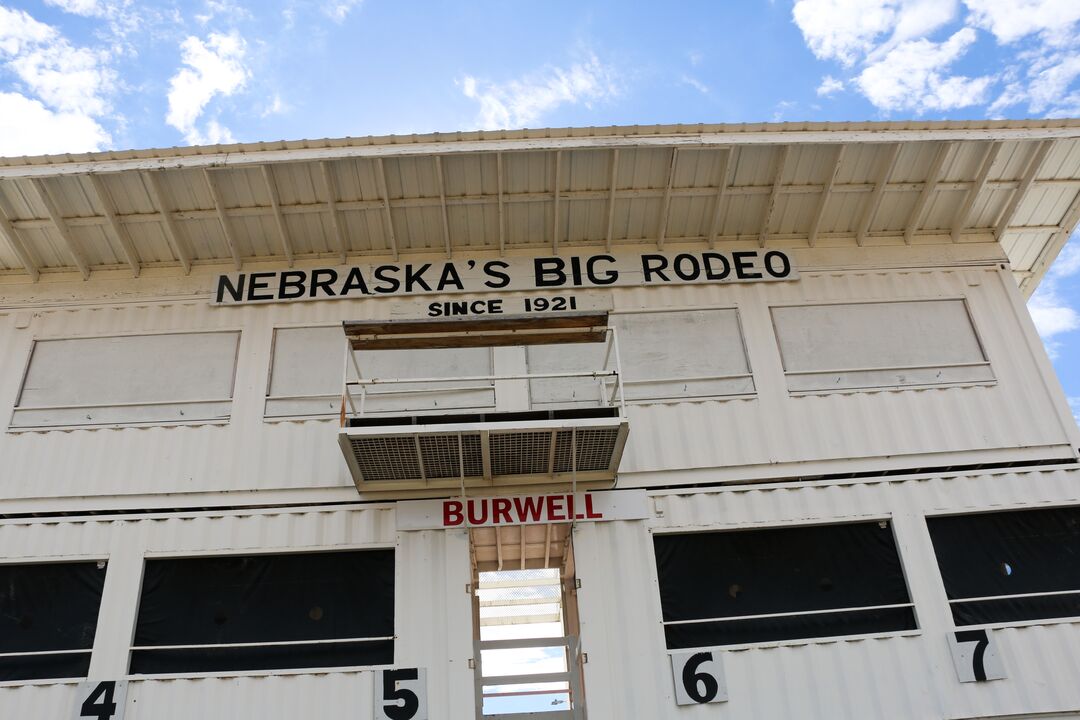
[2,121,1080,720]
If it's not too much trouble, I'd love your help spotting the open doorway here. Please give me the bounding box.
[470,523,586,719]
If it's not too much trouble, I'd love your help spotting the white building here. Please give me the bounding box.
[0,121,1079,719]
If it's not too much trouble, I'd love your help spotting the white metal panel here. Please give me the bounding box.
[577,466,1080,720]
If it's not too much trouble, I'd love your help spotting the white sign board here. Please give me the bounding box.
[396,489,649,530]
[212,250,796,305]
[71,680,128,720]
[670,650,727,705]
[374,668,428,720]
[948,629,1006,682]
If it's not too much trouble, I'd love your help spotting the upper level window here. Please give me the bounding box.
[654,521,915,648]
[131,549,394,674]
[266,326,495,418]
[527,309,754,406]
[771,299,992,392]
[11,332,240,429]
[0,561,106,681]
[928,506,1080,626]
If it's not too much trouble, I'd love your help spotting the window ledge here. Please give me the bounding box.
[125,663,394,682]
[676,628,923,654]
[6,418,232,433]
[953,616,1080,633]
[788,380,997,397]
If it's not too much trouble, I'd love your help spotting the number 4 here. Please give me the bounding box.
[71,681,127,720]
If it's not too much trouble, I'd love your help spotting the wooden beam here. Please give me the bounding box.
[29,178,90,279]
[376,158,399,260]
[86,173,139,276]
[904,142,953,245]
[995,140,1052,241]
[203,169,242,269]
[1019,186,1080,296]
[759,145,789,247]
[496,152,506,254]
[142,171,192,274]
[856,142,901,246]
[551,150,562,254]
[605,148,619,252]
[707,148,733,248]
[435,155,452,258]
[808,145,844,247]
[951,141,1001,243]
[0,202,38,281]
[261,164,294,266]
[657,148,678,249]
[320,161,348,263]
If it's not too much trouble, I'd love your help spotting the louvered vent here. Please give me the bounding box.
[339,417,628,491]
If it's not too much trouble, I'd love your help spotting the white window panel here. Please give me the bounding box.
[527,309,754,406]
[266,326,495,418]
[772,299,992,392]
[12,332,240,428]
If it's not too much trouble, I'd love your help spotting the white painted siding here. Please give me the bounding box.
[0,259,1074,505]
[0,505,474,720]
[576,466,1080,720]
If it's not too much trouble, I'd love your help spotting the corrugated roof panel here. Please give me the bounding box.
[919,188,967,231]
[563,148,609,191]
[967,186,1013,229]
[775,192,818,236]
[563,198,606,244]
[386,156,439,200]
[939,140,987,182]
[889,141,932,183]
[124,219,178,264]
[1041,137,1080,179]
[447,202,496,250]
[392,205,443,253]
[504,201,546,247]
[665,195,712,240]
[1013,184,1075,228]
[671,147,723,188]
[872,189,919,233]
[503,151,550,194]
[730,145,776,187]
[441,152,496,198]
[622,147,673,189]
[621,196,662,241]
[994,140,1035,181]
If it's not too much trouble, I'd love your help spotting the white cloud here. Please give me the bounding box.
[772,99,797,122]
[461,54,619,131]
[1028,234,1080,355]
[0,91,110,155]
[1069,397,1080,427]
[0,6,114,154]
[817,75,844,96]
[792,0,958,66]
[43,0,107,16]
[680,75,709,94]
[261,93,288,117]
[963,0,1080,46]
[166,32,249,145]
[856,28,993,112]
[324,0,363,23]
[195,0,253,25]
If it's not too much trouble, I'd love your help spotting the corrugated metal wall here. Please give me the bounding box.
[0,261,1074,506]
[0,506,475,720]
[576,466,1080,720]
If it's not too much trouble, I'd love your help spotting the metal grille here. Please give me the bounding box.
[490,431,552,476]
[419,433,483,479]
[552,428,620,473]
[350,436,421,481]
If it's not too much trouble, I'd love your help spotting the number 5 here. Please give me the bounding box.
[670,650,727,705]
[374,668,428,720]
[71,680,127,720]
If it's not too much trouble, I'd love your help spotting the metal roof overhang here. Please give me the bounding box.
[1,120,1079,296]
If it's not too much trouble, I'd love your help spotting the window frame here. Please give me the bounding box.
[0,555,110,686]
[8,328,242,432]
[768,296,995,396]
[263,323,498,421]
[924,502,1080,632]
[526,305,757,408]
[128,544,398,679]
[649,516,921,652]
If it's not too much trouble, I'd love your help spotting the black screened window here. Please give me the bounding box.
[928,506,1080,626]
[131,549,394,674]
[654,521,915,648]
[0,561,106,681]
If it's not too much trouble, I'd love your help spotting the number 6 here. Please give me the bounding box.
[670,650,727,705]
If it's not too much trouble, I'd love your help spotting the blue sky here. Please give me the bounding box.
[0,0,1078,426]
